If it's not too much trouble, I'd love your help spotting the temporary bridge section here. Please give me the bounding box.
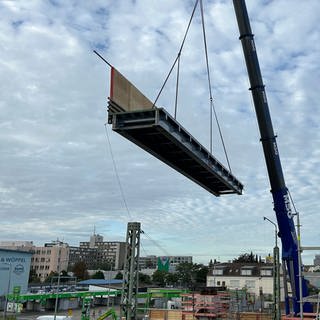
[107,67,243,197]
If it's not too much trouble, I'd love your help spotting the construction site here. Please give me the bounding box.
[1,0,318,319]
[93,0,320,318]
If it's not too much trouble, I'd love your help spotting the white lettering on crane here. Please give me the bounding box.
[273,142,279,156]
[283,194,293,219]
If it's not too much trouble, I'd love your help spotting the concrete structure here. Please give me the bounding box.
[31,241,69,282]
[0,241,34,252]
[169,256,193,267]
[79,234,126,270]
[314,254,320,266]
[0,248,32,295]
[68,246,97,270]
[139,255,157,269]
[207,262,283,300]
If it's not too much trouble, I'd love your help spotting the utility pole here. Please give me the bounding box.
[120,222,141,320]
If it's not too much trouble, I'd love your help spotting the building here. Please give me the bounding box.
[169,256,193,266]
[206,262,283,299]
[314,254,320,266]
[0,241,34,252]
[0,248,32,296]
[30,241,69,282]
[139,255,157,269]
[68,246,98,270]
[78,233,126,270]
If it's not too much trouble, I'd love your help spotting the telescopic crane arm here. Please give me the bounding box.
[232,0,312,315]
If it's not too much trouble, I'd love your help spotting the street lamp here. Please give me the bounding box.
[1,262,12,320]
[53,254,68,320]
[263,216,281,320]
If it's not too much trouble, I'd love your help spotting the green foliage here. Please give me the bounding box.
[72,261,89,280]
[139,272,152,285]
[29,268,41,283]
[152,270,168,286]
[233,252,260,263]
[176,263,208,287]
[91,270,105,279]
[114,271,123,279]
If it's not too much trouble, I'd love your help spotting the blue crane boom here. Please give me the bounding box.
[232,0,312,315]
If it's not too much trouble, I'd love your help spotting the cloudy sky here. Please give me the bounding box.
[0,0,319,265]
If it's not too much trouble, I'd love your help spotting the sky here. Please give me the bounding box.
[0,0,319,265]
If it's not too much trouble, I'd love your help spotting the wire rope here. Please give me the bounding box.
[104,124,132,220]
[199,0,232,172]
[152,0,199,108]
[142,231,170,257]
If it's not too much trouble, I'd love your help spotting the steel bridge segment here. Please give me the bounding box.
[109,101,243,196]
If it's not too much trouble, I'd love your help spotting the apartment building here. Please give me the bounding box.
[79,233,126,270]
[206,262,283,299]
[31,241,69,282]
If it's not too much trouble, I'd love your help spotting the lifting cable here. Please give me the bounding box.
[104,124,170,256]
[142,231,170,256]
[199,0,232,172]
[152,0,199,109]
[104,124,133,220]
[153,0,232,172]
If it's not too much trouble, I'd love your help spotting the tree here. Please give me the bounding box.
[92,270,105,279]
[176,262,194,287]
[152,270,168,286]
[72,261,89,280]
[176,263,209,288]
[233,252,259,263]
[193,264,209,284]
[139,273,152,285]
[114,271,123,279]
[29,268,41,283]
[165,272,179,286]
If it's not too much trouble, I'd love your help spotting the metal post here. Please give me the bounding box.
[120,222,141,320]
[264,217,281,320]
[54,247,62,320]
[3,263,12,320]
[296,212,304,320]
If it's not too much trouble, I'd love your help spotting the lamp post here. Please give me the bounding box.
[295,211,304,320]
[53,248,68,320]
[1,262,12,320]
[263,216,281,320]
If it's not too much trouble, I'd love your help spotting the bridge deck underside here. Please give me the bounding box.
[108,101,243,196]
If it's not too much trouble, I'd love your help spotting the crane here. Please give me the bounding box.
[232,0,312,316]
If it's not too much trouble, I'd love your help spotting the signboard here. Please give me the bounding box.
[157,257,170,272]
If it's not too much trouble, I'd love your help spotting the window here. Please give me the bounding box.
[217,281,221,286]
[261,269,272,276]
[212,269,223,275]
[245,280,256,289]
[241,269,252,276]
[229,280,240,288]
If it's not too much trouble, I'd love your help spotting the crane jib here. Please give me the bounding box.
[232,0,312,315]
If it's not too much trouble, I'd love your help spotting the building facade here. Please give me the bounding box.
[30,241,69,282]
[78,234,126,270]
[0,241,34,252]
[206,262,283,299]
[0,249,32,295]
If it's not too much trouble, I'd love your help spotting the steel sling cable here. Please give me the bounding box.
[152,0,200,109]
[199,0,232,172]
